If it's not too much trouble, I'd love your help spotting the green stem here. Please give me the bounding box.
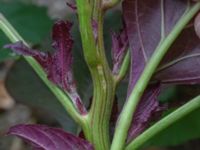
[88,11,115,150]
[115,50,130,83]
[111,3,200,150]
[88,67,115,150]
[76,0,99,67]
[25,58,84,125]
[126,95,200,150]
[76,0,115,149]
[0,13,84,126]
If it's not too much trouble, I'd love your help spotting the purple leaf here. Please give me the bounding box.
[4,20,87,114]
[155,27,200,84]
[51,20,73,91]
[127,83,164,142]
[122,0,190,95]
[7,124,94,150]
[122,0,200,143]
[111,29,128,75]
[4,41,48,65]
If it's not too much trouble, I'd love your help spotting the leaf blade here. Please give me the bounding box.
[122,0,189,94]
[8,124,94,150]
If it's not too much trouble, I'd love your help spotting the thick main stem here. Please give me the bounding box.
[88,66,115,150]
[76,0,115,149]
[111,3,200,150]
[88,10,115,150]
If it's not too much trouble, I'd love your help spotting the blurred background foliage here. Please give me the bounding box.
[1,0,200,150]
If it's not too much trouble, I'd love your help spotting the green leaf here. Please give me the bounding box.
[0,1,53,61]
[148,108,200,147]
[0,31,13,61]
[5,59,78,133]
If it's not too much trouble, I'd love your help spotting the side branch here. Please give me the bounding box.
[0,13,84,126]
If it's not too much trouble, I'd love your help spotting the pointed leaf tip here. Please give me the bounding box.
[4,41,48,64]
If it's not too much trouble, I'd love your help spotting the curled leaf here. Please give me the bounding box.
[8,124,94,150]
